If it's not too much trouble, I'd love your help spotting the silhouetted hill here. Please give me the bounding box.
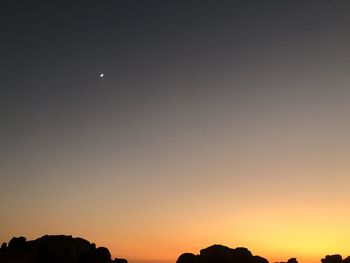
[176,245,350,263]
[0,235,127,263]
[322,255,350,263]
[176,244,269,263]
[2,236,350,263]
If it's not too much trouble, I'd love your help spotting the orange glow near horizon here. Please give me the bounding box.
[2,141,350,262]
[3,189,350,263]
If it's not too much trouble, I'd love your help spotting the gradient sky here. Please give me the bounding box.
[2,1,350,263]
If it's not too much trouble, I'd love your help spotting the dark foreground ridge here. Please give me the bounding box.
[0,235,127,263]
[176,244,350,263]
[2,236,350,263]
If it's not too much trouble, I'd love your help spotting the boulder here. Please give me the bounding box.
[287,258,298,263]
[322,255,343,263]
[177,252,198,263]
[254,255,269,263]
[8,236,26,249]
[95,247,112,262]
[114,259,128,263]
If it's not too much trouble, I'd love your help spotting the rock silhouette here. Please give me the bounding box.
[3,237,350,263]
[177,252,199,263]
[321,255,350,263]
[276,258,298,263]
[177,244,269,263]
[0,235,127,263]
[287,258,298,263]
[177,245,350,263]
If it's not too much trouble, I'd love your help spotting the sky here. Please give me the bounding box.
[1,1,350,262]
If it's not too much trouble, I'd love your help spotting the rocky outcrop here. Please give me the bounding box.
[0,235,127,263]
[322,255,344,263]
[3,237,350,263]
[287,258,298,263]
[276,258,298,263]
[177,244,269,263]
[113,259,128,263]
[177,252,199,263]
